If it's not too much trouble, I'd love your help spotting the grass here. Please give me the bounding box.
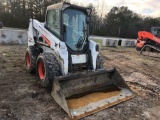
[92,39,103,47]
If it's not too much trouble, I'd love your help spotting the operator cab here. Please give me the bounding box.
[151,27,160,38]
[45,2,91,53]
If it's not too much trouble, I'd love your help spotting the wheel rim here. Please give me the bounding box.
[26,52,30,67]
[38,61,45,80]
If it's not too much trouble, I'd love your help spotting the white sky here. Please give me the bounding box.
[70,0,160,18]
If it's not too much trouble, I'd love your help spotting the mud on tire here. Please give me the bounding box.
[25,46,41,73]
[96,55,104,69]
[36,53,60,87]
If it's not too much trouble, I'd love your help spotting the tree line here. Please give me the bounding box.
[0,0,160,38]
[89,4,160,38]
[0,0,62,28]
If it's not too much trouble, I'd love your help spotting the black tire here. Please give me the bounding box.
[0,22,3,29]
[96,55,104,69]
[25,46,41,73]
[36,53,60,87]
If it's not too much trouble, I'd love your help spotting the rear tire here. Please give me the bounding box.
[96,55,104,69]
[25,46,41,73]
[36,53,60,87]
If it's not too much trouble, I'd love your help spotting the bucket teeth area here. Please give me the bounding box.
[66,85,134,118]
[51,69,135,120]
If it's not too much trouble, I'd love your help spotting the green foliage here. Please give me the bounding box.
[0,0,62,28]
[92,39,103,46]
[88,3,102,35]
[102,6,160,38]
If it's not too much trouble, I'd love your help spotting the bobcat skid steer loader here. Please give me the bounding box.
[25,2,134,120]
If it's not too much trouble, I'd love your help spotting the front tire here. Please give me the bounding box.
[96,55,104,69]
[36,53,60,87]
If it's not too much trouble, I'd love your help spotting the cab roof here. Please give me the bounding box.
[47,2,64,10]
[47,2,90,11]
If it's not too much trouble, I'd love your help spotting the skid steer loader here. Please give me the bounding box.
[25,2,134,119]
[136,27,160,58]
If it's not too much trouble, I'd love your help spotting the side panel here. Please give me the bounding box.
[136,38,145,49]
[89,40,99,70]
[138,31,160,44]
[28,19,35,46]
[32,19,60,53]
[59,41,68,75]
[28,19,69,75]
[28,19,60,53]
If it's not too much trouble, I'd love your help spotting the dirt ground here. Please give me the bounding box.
[0,45,159,120]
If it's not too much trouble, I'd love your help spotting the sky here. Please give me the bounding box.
[70,0,160,18]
